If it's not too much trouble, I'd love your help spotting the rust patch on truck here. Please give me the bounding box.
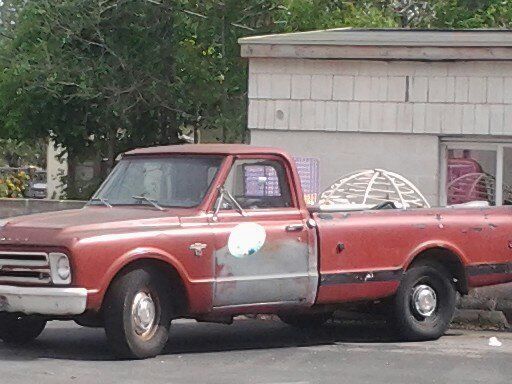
[213,238,311,307]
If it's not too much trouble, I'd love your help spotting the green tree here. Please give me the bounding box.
[0,0,281,197]
[427,0,512,29]
[1,0,511,199]
[0,1,191,197]
[0,138,46,168]
[175,1,279,143]
[274,0,398,31]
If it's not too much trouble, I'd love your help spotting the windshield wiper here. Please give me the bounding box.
[89,197,112,208]
[132,195,165,211]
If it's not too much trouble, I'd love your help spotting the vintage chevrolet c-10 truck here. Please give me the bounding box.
[0,144,511,358]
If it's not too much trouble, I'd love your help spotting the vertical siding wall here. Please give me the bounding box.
[248,59,512,135]
[251,130,440,205]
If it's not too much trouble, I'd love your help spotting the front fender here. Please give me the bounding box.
[87,247,192,312]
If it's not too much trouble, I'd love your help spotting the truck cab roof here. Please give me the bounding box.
[124,144,290,157]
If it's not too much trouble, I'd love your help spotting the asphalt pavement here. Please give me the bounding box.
[0,318,511,384]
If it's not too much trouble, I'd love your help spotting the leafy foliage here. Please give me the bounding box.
[274,1,398,30]
[0,169,29,198]
[0,0,510,198]
[0,138,46,168]
[426,0,512,29]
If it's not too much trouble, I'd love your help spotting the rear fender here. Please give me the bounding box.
[404,240,469,270]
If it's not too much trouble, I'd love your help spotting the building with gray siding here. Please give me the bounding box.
[239,29,512,206]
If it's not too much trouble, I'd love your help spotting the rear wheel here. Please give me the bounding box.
[103,267,174,359]
[392,261,456,341]
[279,312,332,329]
[0,313,47,344]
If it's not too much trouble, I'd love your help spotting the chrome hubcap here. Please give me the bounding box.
[132,292,157,336]
[412,284,437,317]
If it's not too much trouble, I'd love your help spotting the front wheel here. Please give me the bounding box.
[103,267,174,359]
[391,261,456,341]
[0,313,47,344]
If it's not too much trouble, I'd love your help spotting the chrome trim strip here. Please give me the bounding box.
[320,268,404,286]
[0,276,51,284]
[0,267,50,273]
[0,251,49,267]
[212,300,304,310]
[215,273,310,282]
[466,262,512,276]
[0,259,48,267]
[0,251,48,256]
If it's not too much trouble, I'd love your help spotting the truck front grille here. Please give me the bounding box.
[0,251,51,285]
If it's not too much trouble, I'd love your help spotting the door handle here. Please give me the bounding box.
[285,224,304,232]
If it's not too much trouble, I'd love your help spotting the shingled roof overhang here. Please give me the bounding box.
[239,29,512,61]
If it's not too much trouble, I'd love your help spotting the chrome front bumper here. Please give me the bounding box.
[0,285,87,316]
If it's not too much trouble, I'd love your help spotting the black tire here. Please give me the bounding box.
[392,261,456,341]
[0,313,47,344]
[279,312,332,329]
[103,267,174,359]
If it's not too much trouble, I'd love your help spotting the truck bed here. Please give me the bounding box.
[313,205,512,304]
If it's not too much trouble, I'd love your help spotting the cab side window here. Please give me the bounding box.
[222,159,293,209]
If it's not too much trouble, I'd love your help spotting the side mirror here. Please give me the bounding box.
[211,186,246,221]
[212,188,225,220]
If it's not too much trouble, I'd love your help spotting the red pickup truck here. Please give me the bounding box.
[0,144,511,359]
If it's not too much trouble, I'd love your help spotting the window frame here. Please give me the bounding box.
[92,154,226,209]
[440,140,512,207]
[215,154,299,212]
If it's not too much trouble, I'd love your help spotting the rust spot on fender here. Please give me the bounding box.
[471,227,483,232]
[318,213,333,220]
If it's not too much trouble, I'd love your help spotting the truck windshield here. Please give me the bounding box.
[91,156,224,208]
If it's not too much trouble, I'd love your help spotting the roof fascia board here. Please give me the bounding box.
[240,44,512,61]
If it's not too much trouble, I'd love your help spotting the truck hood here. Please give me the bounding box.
[0,206,183,246]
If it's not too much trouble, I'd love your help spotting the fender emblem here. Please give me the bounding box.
[189,243,207,257]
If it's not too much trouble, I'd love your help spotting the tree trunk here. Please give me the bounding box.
[66,155,78,200]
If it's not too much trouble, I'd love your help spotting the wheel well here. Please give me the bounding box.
[408,248,468,294]
[103,258,189,316]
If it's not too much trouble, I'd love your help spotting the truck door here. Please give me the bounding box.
[210,156,317,308]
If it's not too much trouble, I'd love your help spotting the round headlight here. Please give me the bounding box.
[49,252,72,285]
[57,256,71,280]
